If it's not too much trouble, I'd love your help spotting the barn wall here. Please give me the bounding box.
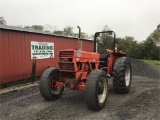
[0,29,94,84]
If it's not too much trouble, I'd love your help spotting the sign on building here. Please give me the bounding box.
[31,41,54,59]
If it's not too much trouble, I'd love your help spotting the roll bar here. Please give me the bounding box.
[94,31,116,52]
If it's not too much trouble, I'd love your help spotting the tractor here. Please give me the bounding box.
[39,31,132,111]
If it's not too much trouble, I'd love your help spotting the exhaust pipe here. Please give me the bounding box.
[77,26,81,39]
[77,26,82,50]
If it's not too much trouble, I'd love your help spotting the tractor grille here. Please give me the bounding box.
[59,63,75,71]
[59,51,74,57]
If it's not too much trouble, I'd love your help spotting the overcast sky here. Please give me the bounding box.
[0,0,159,41]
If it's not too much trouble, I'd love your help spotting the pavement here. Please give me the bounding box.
[0,59,160,120]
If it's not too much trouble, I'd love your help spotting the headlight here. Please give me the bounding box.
[77,50,81,57]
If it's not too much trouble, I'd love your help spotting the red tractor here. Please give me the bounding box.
[39,31,132,111]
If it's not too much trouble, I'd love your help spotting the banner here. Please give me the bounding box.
[31,41,54,59]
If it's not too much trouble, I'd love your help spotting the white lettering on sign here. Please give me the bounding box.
[31,41,54,59]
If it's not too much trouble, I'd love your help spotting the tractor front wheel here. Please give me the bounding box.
[39,67,64,101]
[113,57,132,94]
[86,70,108,111]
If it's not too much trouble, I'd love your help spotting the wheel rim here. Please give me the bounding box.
[98,77,107,104]
[51,80,62,95]
[125,65,131,86]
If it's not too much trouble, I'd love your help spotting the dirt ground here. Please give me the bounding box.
[0,59,160,120]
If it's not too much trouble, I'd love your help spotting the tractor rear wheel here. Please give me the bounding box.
[113,57,132,94]
[39,67,64,101]
[86,70,108,111]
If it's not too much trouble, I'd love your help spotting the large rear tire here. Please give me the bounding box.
[39,67,64,101]
[113,57,132,94]
[86,70,108,111]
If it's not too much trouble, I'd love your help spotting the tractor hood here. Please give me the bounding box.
[59,49,100,62]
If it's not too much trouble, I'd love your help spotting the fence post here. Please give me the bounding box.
[31,57,36,82]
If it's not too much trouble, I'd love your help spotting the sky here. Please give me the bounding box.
[0,0,160,41]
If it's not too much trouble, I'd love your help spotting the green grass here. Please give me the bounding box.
[142,60,160,66]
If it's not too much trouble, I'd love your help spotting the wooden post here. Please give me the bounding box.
[31,57,36,82]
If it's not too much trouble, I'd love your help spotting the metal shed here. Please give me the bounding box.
[0,25,94,84]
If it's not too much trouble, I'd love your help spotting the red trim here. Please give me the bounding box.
[55,82,64,87]
[77,82,85,90]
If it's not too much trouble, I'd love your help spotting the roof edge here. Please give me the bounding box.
[0,24,93,41]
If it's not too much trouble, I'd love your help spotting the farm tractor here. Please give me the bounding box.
[39,31,132,111]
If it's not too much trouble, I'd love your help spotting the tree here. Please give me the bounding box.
[149,25,160,45]
[43,24,56,32]
[31,25,44,31]
[141,37,160,60]
[53,26,88,39]
[73,32,88,39]
[97,25,114,50]
[80,32,88,39]
[97,35,113,50]
[63,26,74,37]
[53,30,64,36]
[97,25,160,60]
[0,16,7,25]
[24,25,44,31]
[139,25,160,60]
[53,26,74,37]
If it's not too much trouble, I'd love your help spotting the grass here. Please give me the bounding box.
[142,60,160,66]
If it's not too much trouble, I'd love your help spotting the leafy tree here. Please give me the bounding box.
[0,16,7,25]
[141,37,160,60]
[149,25,160,45]
[31,25,44,31]
[139,25,160,60]
[53,30,64,35]
[97,25,113,50]
[80,32,88,39]
[97,35,113,50]
[53,26,74,37]
[24,25,30,29]
[118,36,135,56]
[63,26,74,37]
[73,32,88,39]
[130,42,144,59]
[24,25,44,31]
[97,25,160,60]
[53,26,88,39]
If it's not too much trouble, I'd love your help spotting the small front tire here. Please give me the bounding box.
[39,67,64,101]
[85,70,108,111]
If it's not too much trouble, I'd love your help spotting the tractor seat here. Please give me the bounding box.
[98,49,109,61]
[98,49,109,67]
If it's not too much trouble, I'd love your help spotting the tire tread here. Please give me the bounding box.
[113,57,132,94]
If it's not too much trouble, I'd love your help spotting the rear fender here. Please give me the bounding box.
[107,53,126,75]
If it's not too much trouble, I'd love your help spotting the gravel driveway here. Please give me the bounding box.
[0,59,160,120]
